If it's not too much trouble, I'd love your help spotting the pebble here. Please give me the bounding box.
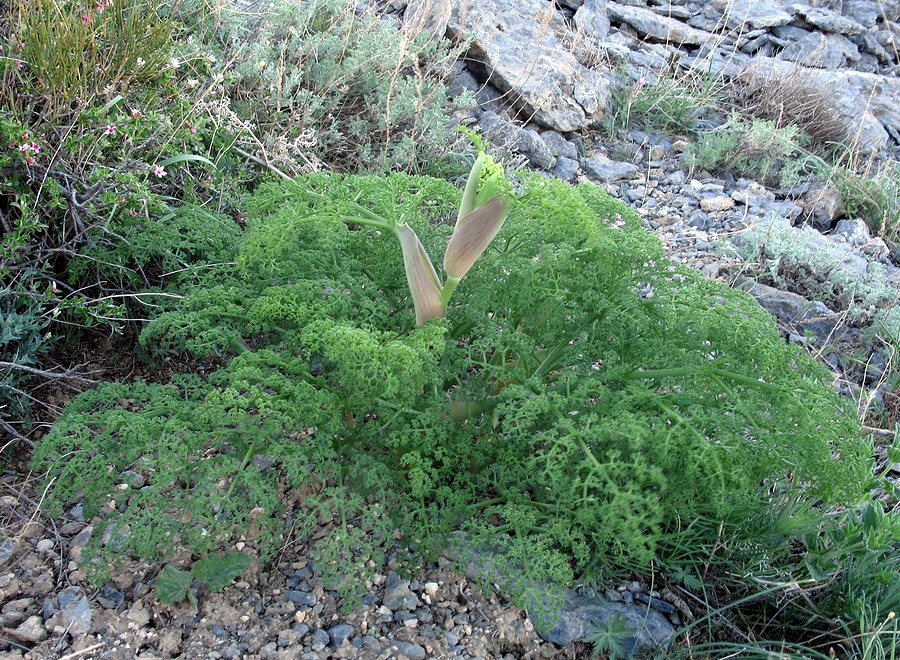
[700,196,735,212]
[57,587,92,635]
[310,628,330,651]
[582,155,639,182]
[59,522,84,535]
[382,573,420,611]
[68,526,93,563]
[35,539,55,553]
[277,629,302,647]
[327,623,355,646]
[97,584,125,609]
[284,590,316,606]
[0,537,14,565]
[16,615,47,642]
[390,640,427,659]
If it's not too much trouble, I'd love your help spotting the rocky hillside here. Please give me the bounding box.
[2,1,897,658]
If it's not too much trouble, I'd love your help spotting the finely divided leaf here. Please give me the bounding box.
[192,550,252,591]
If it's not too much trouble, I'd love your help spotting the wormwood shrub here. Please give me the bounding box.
[33,173,872,602]
[731,213,900,326]
[174,0,470,175]
[690,112,808,186]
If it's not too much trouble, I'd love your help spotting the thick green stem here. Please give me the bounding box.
[441,276,461,307]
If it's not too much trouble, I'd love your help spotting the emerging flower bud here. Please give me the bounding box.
[443,195,509,281]
[457,152,486,224]
[396,223,444,325]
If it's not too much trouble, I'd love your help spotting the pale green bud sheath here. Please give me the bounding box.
[457,152,486,224]
[395,223,445,325]
[443,195,509,282]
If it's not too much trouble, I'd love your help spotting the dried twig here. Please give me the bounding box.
[0,361,98,384]
[232,146,293,181]
[0,419,34,449]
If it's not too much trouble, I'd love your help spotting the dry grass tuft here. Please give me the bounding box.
[728,66,853,151]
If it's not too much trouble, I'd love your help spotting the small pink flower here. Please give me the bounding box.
[95,0,109,12]
[152,165,166,178]
[103,124,116,136]
[128,209,138,216]
[636,76,649,87]
[24,156,34,165]
[130,108,142,118]
[50,281,57,294]
[81,13,92,25]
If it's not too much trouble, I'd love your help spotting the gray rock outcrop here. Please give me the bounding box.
[446,0,611,132]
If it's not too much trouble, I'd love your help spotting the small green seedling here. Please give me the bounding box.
[156,550,251,606]
[585,613,634,660]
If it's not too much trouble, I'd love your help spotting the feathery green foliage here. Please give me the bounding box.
[33,172,872,605]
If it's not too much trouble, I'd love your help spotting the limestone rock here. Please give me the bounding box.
[779,31,860,68]
[709,0,793,30]
[553,156,581,181]
[403,0,451,44]
[608,2,720,46]
[835,217,873,247]
[541,130,579,160]
[844,0,885,28]
[735,278,846,342]
[477,112,557,169]
[799,182,844,231]
[574,0,611,48]
[835,68,900,145]
[447,0,610,132]
[582,154,638,181]
[650,3,693,20]
[799,6,866,36]
[536,588,674,654]
[684,55,891,151]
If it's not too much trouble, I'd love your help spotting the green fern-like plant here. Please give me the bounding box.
[33,170,872,603]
